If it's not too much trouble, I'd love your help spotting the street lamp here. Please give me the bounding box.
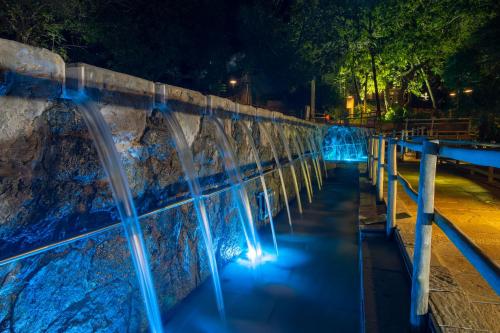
[464,88,473,94]
[229,79,237,88]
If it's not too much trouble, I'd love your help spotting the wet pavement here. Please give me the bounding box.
[165,165,362,333]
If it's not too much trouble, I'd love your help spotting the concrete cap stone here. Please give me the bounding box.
[66,63,154,101]
[164,84,205,107]
[255,107,270,120]
[237,104,255,118]
[0,38,65,98]
[207,94,234,117]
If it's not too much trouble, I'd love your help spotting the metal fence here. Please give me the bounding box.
[367,134,500,331]
[403,117,476,140]
[0,154,315,267]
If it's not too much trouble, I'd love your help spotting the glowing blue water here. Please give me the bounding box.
[277,125,303,219]
[314,128,328,178]
[160,106,225,321]
[239,121,279,256]
[65,91,163,333]
[298,132,314,194]
[290,132,312,204]
[209,115,262,260]
[323,126,368,162]
[258,123,293,232]
[305,134,322,190]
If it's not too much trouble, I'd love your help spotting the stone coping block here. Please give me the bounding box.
[0,38,65,145]
[238,103,256,118]
[0,38,64,98]
[64,63,154,150]
[66,63,155,109]
[207,94,234,115]
[1,37,318,128]
[255,107,271,120]
[164,83,206,110]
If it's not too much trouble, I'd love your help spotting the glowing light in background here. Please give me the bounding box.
[322,126,368,162]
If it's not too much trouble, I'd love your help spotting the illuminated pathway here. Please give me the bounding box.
[165,165,361,332]
[388,161,500,331]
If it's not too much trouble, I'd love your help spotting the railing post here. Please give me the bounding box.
[410,139,439,331]
[400,130,406,161]
[368,137,373,180]
[371,136,378,186]
[371,136,375,180]
[386,138,397,237]
[377,134,385,202]
[488,167,494,183]
[404,130,408,156]
[368,136,372,179]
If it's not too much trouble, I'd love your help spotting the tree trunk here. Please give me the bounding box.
[384,85,390,113]
[363,73,368,115]
[370,50,382,123]
[421,68,437,111]
[351,67,362,104]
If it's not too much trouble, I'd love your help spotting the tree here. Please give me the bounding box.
[1,0,498,121]
[0,0,88,58]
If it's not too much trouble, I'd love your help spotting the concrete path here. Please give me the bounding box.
[165,164,361,332]
[358,167,411,333]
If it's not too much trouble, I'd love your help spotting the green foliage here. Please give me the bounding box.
[0,0,89,59]
[0,0,498,121]
[443,14,500,118]
[383,105,408,123]
[287,0,499,118]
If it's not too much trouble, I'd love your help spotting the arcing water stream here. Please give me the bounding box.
[65,91,164,333]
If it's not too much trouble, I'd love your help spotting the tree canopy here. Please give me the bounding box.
[1,0,499,129]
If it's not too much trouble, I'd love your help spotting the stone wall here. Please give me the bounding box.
[0,39,321,332]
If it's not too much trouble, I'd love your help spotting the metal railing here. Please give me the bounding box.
[0,155,314,267]
[403,117,477,140]
[393,131,499,185]
[367,134,500,331]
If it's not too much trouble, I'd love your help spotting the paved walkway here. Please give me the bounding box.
[391,161,500,331]
[165,165,361,332]
[359,168,411,333]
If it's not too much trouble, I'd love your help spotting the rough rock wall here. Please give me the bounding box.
[0,39,320,332]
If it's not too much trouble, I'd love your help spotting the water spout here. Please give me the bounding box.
[315,128,328,178]
[304,133,322,191]
[290,131,313,204]
[258,122,294,233]
[237,116,279,256]
[308,133,323,187]
[292,129,314,200]
[155,93,225,321]
[207,98,261,259]
[276,125,303,217]
[63,91,163,333]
